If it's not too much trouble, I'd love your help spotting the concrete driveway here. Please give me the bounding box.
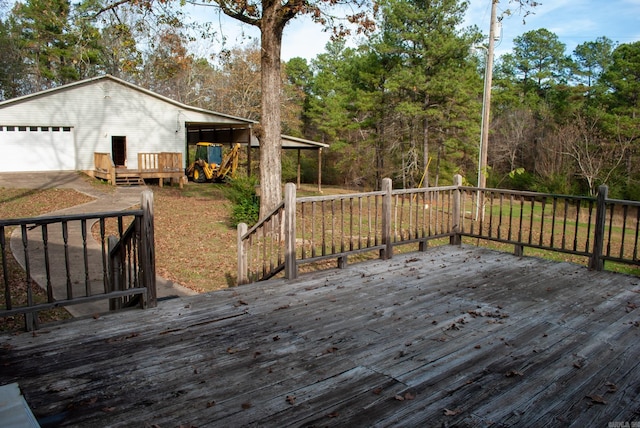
[2,171,196,319]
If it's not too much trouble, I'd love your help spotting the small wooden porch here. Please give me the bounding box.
[93,152,185,187]
[1,245,639,427]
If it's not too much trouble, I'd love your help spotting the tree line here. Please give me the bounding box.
[1,0,639,199]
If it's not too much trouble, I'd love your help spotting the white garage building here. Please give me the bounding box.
[0,74,327,187]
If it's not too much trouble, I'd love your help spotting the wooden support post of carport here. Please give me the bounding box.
[247,137,324,194]
[294,148,323,193]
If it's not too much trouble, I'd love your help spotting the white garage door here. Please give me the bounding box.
[0,126,76,172]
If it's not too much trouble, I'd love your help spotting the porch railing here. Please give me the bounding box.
[138,152,183,173]
[94,152,116,185]
[238,176,639,284]
[1,191,156,330]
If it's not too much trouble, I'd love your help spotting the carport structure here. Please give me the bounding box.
[187,123,328,191]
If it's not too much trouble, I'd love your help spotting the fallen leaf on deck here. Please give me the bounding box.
[241,402,252,409]
[206,401,216,408]
[586,394,606,404]
[444,408,461,416]
[605,382,618,393]
[505,370,523,377]
[102,407,116,412]
[327,411,339,418]
[372,387,383,395]
[404,392,415,400]
[286,395,296,405]
[394,395,405,401]
[226,347,238,354]
[573,362,582,369]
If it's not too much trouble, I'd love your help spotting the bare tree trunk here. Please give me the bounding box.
[259,18,284,218]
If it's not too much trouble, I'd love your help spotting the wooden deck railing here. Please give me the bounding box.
[0,192,156,330]
[237,202,286,284]
[458,187,598,259]
[138,152,183,173]
[94,152,116,185]
[238,176,639,284]
[94,152,184,186]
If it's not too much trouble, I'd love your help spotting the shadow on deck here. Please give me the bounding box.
[1,245,639,427]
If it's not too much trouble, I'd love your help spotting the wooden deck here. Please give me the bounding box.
[2,245,640,427]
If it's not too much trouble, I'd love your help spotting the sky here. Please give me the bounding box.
[188,0,640,62]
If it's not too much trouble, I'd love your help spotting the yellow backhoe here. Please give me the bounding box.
[186,142,241,183]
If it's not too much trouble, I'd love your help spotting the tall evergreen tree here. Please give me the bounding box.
[374,0,479,186]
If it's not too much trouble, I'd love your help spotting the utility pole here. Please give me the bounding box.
[476,0,498,221]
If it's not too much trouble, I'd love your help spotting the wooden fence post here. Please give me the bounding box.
[450,174,462,245]
[140,190,157,308]
[284,183,298,280]
[589,185,608,271]
[381,178,393,260]
[237,223,248,285]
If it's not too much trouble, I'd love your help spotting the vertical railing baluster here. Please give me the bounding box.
[585,200,594,253]
[349,197,354,252]
[620,205,628,259]
[539,198,546,247]
[518,196,524,243]
[21,224,37,331]
[1,226,11,310]
[100,218,108,293]
[62,221,72,299]
[550,197,557,248]
[561,199,568,250]
[497,193,504,240]
[528,197,534,245]
[41,224,53,302]
[311,202,317,259]
[606,204,615,257]
[331,200,336,254]
[358,197,363,250]
[633,206,640,262]
[81,219,91,296]
[322,200,327,256]
[507,194,513,241]
[488,192,495,238]
[573,201,581,252]
[300,202,306,260]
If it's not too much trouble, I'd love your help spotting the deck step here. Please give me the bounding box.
[115,174,145,186]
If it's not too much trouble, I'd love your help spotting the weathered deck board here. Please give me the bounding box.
[1,245,640,427]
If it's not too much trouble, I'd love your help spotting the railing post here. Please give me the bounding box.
[140,190,157,307]
[450,174,462,246]
[284,182,298,280]
[381,178,393,260]
[589,185,608,271]
[237,223,248,285]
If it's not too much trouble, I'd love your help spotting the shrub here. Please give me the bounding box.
[224,175,260,227]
